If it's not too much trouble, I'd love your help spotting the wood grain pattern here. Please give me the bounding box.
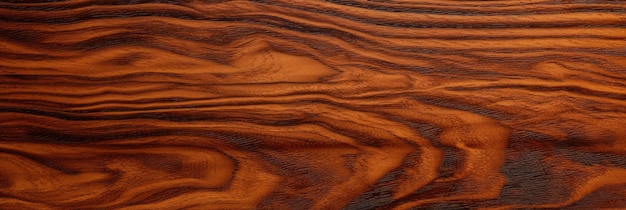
[1,0,626,209]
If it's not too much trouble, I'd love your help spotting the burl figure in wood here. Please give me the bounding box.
[1,0,625,209]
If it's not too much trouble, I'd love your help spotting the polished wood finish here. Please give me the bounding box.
[1,0,626,209]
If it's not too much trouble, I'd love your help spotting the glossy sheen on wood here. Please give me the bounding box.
[1,0,626,209]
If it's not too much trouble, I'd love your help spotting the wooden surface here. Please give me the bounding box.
[1,0,626,209]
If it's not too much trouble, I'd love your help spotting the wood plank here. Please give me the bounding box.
[1,0,625,209]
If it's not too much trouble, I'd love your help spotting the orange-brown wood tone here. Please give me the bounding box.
[1,0,626,209]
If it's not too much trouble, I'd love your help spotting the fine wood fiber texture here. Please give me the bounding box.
[1,0,626,209]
